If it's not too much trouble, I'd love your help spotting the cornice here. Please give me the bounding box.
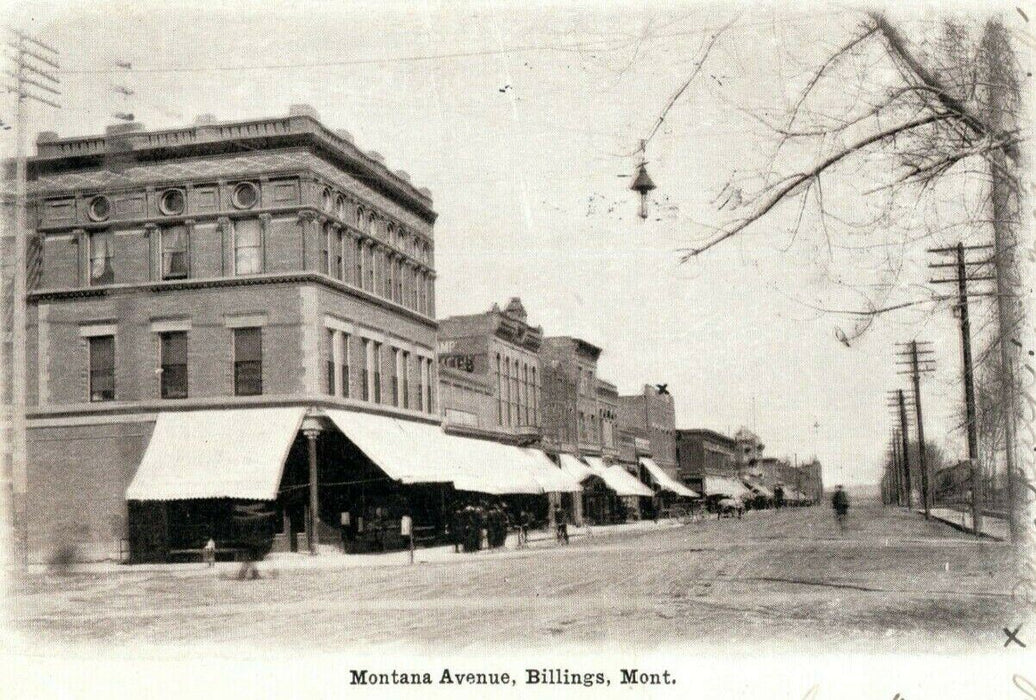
[28,272,439,329]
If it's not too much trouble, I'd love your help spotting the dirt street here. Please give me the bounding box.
[8,501,1027,653]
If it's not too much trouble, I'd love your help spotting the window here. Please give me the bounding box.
[89,231,114,285]
[87,195,111,222]
[394,259,403,302]
[161,226,189,279]
[322,223,331,275]
[234,219,262,275]
[365,246,375,290]
[160,331,188,399]
[496,354,503,425]
[402,351,410,409]
[383,255,393,298]
[426,358,434,413]
[88,335,115,402]
[389,347,399,407]
[341,334,350,399]
[418,357,427,412]
[326,329,336,395]
[336,230,345,280]
[232,182,259,210]
[372,342,382,403]
[361,340,370,401]
[159,189,186,216]
[233,327,262,396]
[355,239,364,287]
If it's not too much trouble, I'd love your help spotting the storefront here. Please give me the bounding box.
[125,406,581,562]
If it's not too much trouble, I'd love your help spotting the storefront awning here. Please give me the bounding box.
[601,465,656,498]
[558,453,595,482]
[704,475,752,499]
[444,434,544,495]
[640,458,699,498]
[325,410,545,495]
[126,407,307,501]
[521,449,583,493]
[744,481,774,499]
[325,409,454,485]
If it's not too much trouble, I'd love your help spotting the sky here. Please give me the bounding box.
[2,0,1022,487]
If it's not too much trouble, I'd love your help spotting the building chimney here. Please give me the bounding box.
[288,103,321,121]
[194,113,217,125]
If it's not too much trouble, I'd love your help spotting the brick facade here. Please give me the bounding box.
[21,107,439,561]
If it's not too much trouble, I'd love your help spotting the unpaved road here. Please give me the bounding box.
[8,502,1027,653]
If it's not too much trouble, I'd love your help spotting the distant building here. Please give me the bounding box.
[675,428,737,494]
[436,297,542,443]
[618,384,677,478]
[540,336,614,457]
[734,427,765,467]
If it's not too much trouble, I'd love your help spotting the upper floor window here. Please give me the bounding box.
[161,226,189,280]
[159,188,186,217]
[325,328,336,396]
[89,231,114,285]
[232,182,259,210]
[160,331,188,399]
[233,327,262,396]
[233,219,262,275]
[88,335,115,402]
[322,223,332,276]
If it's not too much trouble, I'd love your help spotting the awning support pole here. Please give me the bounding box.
[303,426,322,555]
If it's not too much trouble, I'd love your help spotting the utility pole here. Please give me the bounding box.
[887,390,912,509]
[2,28,60,566]
[896,340,934,518]
[891,428,903,506]
[981,19,1022,545]
[929,243,993,537]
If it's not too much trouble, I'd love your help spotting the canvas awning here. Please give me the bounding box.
[521,449,583,493]
[324,409,454,485]
[704,475,752,499]
[744,481,775,499]
[581,456,652,498]
[601,465,656,498]
[443,434,544,495]
[558,453,595,482]
[126,407,307,501]
[639,458,699,498]
[325,409,544,495]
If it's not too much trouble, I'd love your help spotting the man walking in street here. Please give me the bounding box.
[831,485,850,533]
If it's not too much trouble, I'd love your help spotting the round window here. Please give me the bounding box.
[87,195,111,222]
[232,182,259,209]
[159,189,186,216]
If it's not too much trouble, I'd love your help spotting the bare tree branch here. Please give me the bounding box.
[681,112,954,259]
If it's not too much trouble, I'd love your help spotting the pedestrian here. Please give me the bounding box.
[832,485,850,532]
[774,485,785,510]
[450,507,464,553]
[518,509,530,548]
[202,536,216,567]
[554,506,569,545]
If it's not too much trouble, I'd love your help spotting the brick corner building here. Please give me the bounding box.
[22,106,443,562]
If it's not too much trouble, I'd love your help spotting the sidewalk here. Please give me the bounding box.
[920,506,1008,540]
[26,516,692,576]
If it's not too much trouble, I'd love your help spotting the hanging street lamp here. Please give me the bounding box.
[629,140,656,220]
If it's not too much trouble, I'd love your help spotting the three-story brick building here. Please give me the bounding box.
[24,106,446,561]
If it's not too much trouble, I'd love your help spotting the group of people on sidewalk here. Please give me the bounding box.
[450,503,513,553]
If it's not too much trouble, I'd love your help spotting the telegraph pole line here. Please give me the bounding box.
[3,27,61,565]
[929,242,991,537]
[887,391,912,509]
[896,340,934,519]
